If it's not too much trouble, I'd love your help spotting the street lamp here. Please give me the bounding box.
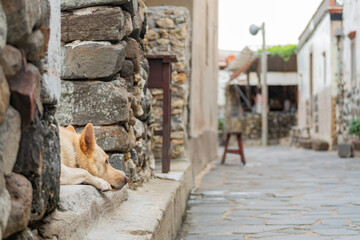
[250,23,268,146]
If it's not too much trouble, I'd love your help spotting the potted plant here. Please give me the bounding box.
[349,118,360,157]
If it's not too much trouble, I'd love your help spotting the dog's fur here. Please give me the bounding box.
[59,123,128,191]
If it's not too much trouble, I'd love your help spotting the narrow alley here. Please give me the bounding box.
[178,147,360,240]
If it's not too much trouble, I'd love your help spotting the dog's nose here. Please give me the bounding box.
[124,176,129,184]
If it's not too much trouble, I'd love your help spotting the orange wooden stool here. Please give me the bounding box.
[221,131,246,165]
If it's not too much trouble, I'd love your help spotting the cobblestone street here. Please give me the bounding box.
[178,147,360,240]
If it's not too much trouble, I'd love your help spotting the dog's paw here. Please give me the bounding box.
[97,178,111,192]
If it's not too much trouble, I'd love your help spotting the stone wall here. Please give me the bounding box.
[227,112,297,141]
[146,6,191,159]
[0,0,62,238]
[56,0,155,189]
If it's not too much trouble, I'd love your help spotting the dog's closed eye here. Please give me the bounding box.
[105,159,109,164]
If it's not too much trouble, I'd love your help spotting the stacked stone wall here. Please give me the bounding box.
[228,113,297,140]
[0,0,61,239]
[56,0,155,189]
[338,88,360,141]
[146,6,191,159]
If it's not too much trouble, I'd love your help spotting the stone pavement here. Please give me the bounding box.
[177,146,360,240]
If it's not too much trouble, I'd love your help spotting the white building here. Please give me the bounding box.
[340,0,360,141]
[297,0,343,148]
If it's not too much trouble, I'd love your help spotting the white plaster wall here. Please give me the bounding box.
[218,70,230,106]
[343,0,360,91]
[297,14,332,101]
[43,0,61,104]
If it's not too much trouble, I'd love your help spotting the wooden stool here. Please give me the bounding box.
[221,131,246,165]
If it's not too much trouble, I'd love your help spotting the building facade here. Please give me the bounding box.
[340,0,360,142]
[297,0,343,148]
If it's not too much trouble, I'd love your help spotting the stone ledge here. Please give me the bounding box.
[84,160,194,240]
[39,185,128,240]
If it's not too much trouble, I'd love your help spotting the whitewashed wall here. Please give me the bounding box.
[343,0,360,91]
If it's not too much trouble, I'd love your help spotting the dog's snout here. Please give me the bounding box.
[125,176,129,184]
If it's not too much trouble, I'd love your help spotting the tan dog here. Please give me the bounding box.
[59,123,128,191]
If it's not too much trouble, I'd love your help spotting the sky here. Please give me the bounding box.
[218,0,323,51]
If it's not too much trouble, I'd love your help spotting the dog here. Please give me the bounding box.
[59,123,128,191]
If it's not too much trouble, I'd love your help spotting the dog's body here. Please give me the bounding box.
[59,124,128,191]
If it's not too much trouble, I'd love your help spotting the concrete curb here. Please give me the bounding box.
[40,160,193,240]
[85,160,194,240]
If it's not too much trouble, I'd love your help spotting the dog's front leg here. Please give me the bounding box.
[60,164,111,191]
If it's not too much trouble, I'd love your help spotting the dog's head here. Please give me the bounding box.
[70,123,129,189]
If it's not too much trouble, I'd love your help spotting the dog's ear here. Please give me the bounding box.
[80,123,96,155]
[66,125,76,133]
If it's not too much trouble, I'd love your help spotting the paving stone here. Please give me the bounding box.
[178,146,360,239]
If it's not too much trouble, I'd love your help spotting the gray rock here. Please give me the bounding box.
[35,0,50,29]
[0,106,21,176]
[133,118,144,139]
[16,29,44,63]
[61,0,129,10]
[27,64,43,115]
[109,153,125,171]
[0,66,10,123]
[0,189,11,239]
[13,106,61,223]
[61,41,126,79]
[5,228,38,240]
[120,59,134,78]
[61,7,126,43]
[125,38,141,73]
[76,125,131,152]
[0,2,6,54]
[1,0,41,44]
[130,149,138,165]
[0,45,22,79]
[121,11,133,38]
[56,81,129,126]
[3,173,32,239]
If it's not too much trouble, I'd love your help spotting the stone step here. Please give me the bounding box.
[39,160,193,240]
[85,160,193,240]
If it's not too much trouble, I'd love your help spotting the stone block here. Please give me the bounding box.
[0,3,6,54]
[156,18,175,29]
[312,139,329,151]
[0,189,11,239]
[5,228,37,240]
[7,60,36,125]
[76,125,131,152]
[109,153,125,171]
[13,106,61,223]
[56,81,129,126]
[61,41,126,79]
[299,139,312,149]
[61,7,126,43]
[1,0,41,44]
[338,143,353,158]
[0,45,22,79]
[125,38,141,73]
[0,66,10,123]
[60,0,129,10]
[35,0,50,29]
[3,173,32,239]
[16,29,44,63]
[133,118,144,139]
[0,106,21,176]
[120,59,134,78]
